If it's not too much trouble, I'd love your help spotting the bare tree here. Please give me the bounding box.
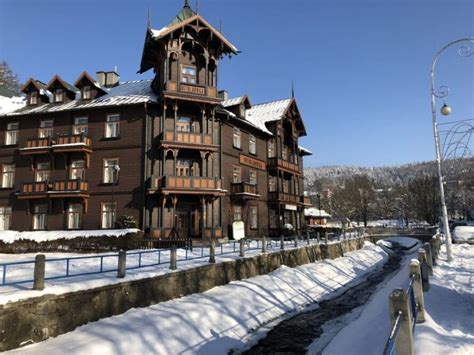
[0,61,20,93]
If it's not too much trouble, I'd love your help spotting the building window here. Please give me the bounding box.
[1,164,15,188]
[283,179,290,194]
[249,169,257,185]
[239,105,245,118]
[101,202,116,228]
[177,117,192,132]
[176,159,193,176]
[233,205,242,222]
[249,134,257,155]
[295,178,299,195]
[250,206,258,229]
[33,204,48,230]
[35,162,51,182]
[70,160,86,180]
[103,158,119,183]
[39,119,54,138]
[105,114,120,138]
[181,66,196,84]
[233,128,241,149]
[233,166,241,183]
[29,91,38,105]
[82,85,91,100]
[67,204,83,229]
[269,209,277,229]
[73,117,88,135]
[282,146,288,161]
[268,175,276,192]
[55,88,64,103]
[268,140,275,158]
[0,207,11,230]
[5,122,19,145]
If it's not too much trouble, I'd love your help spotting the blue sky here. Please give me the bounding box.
[1,0,473,167]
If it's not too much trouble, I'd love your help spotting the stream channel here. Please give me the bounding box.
[243,244,405,355]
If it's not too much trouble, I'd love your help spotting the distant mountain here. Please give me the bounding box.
[304,158,473,190]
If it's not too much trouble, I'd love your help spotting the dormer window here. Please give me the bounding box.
[29,92,38,105]
[239,105,245,118]
[181,66,196,84]
[82,85,91,100]
[55,89,64,103]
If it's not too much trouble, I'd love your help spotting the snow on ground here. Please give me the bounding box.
[0,229,140,244]
[0,238,343,304]
[311,242,473,355]
[413,243,474,355]
[4,243,388,355]
[452,226,474,244]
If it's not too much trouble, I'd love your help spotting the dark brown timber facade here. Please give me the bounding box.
[0,2,312,239]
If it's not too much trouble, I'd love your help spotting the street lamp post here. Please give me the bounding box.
[430,37,474,262]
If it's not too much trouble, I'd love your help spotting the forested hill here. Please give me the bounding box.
[304,158,473,190]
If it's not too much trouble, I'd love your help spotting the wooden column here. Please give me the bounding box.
[173,102,178,141]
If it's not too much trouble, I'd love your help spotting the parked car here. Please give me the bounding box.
[452,226,474,244]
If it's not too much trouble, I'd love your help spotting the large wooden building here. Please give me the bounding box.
[0,1,311,239]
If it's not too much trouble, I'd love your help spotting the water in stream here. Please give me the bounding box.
[243,248,403,355]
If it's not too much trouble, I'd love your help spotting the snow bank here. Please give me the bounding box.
[384,236,419,249]
[5,243,388,355]
[452,226,474,243]
[0,229,141,244]
[0,95,25,114]
[413,243,474,355]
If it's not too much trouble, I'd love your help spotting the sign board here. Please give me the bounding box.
[232,221,245,240]
[239,154,266,170]
[285,204,298,211]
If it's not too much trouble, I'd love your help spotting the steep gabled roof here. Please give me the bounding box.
[221,95,251,109]
[20,78,47,93]
[46,75,79,95]
[168,2,195,26]
[74,71,108,94]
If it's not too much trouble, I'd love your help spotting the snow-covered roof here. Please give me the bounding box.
[2,80,157,117]
[246,98,293,124]
[304,208,332,218]
[221,96,246,107]
[0,95,26,115]
[299,145,313,156]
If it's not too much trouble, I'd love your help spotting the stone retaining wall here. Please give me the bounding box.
[0,237,368,351]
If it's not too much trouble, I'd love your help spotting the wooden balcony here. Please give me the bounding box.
[148,175,224,195]
[268,191,300,204]
[301,196,312,207]
[17,179,89,199]
[164,81,218,99]
[230,182,259,199]
[163,130,213,146]
[268,157,301,175]
[20,134,91,155]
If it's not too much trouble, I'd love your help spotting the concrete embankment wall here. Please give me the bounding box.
[0,237,368,351]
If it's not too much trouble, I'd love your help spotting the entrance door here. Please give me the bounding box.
[176,209,190,239]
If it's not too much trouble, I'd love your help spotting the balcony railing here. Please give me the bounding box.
[164,130,213,145]
[149,176,222,191]
[54,134,91,147]
[21,134,91,154]
[268,157,300,174]
[230,182,258,196]
[19,179,89,198]
[23,137,53,150]
[268,191,300,204]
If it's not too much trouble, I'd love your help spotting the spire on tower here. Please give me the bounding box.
[291,80,295,98]
[147,2,151,27]
[184,0,191,8]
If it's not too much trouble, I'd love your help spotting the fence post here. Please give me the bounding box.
[33,254,46,291]
[294,234,298,248]
[417,249,430,292]
[409,259,426,323]
[280,235,285,250]
[306,231,310,245]
[239,239,245,257]
[324,230,328,244]
[169,246,177,270]
[209,239,216,264]
[262,236,267,253]
[429,236,438,263]
[317,231,320,243]
[422,243,434,276]
[342,228,346,240]
[388,288,415,355]
[117,250,127,278]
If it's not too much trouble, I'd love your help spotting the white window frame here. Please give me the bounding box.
[35,162,51,182]
[73,117,89,135]
[82,85,91,100]
[29,91,38,105]
[181,65,197,84]
[249,169,257,185]
[268,140,275,158]
[33,204,48,230]
[55,88,64,103]
[5,122,19,145]
[38,119,54,138]
[67,204,83,229]
[233,128,241,149]
[268,175,276,192]
[70,160,86,180]
[103,158,119,183]
[0,206,11,230]
[1,164,15,188]
[105,114,120,138]
[233,205,242,222]
[249,134,257,155]
[101,202,116,229]
[233,166,241,184]
[250,206,258,229]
